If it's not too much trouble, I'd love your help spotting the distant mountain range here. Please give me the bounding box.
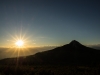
[0,40,100,66]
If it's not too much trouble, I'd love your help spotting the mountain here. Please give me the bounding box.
[0,40,100,66]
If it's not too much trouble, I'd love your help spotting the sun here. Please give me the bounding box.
[15,40,24,47]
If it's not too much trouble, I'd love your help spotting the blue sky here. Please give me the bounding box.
[0,0,100,47]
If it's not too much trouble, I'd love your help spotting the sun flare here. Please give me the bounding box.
[15,40,24,47]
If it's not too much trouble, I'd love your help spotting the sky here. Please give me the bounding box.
[0,0,100,47]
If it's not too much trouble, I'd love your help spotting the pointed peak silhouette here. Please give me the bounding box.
[69,40,81,44]
[69,40,83,48]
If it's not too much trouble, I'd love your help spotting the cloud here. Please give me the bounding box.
[88,44,100,50]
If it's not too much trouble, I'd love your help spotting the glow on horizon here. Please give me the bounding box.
[6,31,31,48]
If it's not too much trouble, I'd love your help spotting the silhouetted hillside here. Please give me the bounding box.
[0,40,100,66]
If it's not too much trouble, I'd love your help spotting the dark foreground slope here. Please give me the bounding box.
[0,40,100,66]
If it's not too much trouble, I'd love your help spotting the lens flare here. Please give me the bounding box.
[15,40,24,47]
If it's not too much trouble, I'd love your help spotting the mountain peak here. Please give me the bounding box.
[69,40,83,48]
[69,40,80,44]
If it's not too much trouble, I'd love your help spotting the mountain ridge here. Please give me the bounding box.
[0,40,100,66]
